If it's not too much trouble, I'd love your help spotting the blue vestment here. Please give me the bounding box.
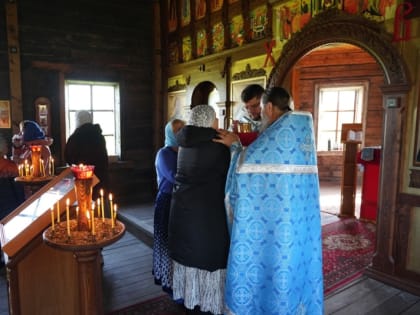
[224,111,324,315]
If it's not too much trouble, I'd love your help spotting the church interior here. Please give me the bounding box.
[1,0,420,314]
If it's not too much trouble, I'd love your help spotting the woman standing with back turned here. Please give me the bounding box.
[153,118,184,294]
[169,105,231,315]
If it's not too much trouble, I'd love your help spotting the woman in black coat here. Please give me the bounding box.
[169,105,230,315]
[64,110,108,199]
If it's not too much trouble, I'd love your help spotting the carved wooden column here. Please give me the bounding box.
[368,86,408,276]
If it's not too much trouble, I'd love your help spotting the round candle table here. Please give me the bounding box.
[43,218,125,315]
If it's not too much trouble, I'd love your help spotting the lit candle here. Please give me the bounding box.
[66,198,70,236]
[40,158,45,177]
[24,160,29,177]
[50,157,55,176]
[100,189,105,222]
[97,198,100,217]
[109,193,114,228]
[56,200,60,223]
[50,207,55,231]
[86,211,91,230]
[113,204,118,227]
[91,204,95,235]
[76,206,79,220]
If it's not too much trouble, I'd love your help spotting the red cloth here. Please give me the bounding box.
[237,132,258,146]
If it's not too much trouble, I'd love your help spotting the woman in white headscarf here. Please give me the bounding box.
[168,105,231,315]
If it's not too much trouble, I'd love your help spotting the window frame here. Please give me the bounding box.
[64,80,121,159]
[314,81,368,151]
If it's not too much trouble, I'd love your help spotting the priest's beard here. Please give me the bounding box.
[259,114,270,132]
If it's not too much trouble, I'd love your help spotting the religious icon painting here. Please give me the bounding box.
[273,1,301,41]
[229,15,244,47]
[182,36,192,62]
[169,41,179,65]
[210,0,223,13]
[168,0,178,32]
[250,5,268,40]
[212,21,225,53]
[181,0,191,27]
[300,0,312,27]
[0,100,11,129]
[196,28,207,57]
[195,0,206,20]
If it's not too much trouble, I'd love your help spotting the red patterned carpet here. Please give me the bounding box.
[322,218,376,295]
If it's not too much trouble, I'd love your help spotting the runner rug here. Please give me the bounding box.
[322,218,376,295]
[108,295,185,315]
[109,218,376,313]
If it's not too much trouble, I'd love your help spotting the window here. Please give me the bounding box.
[65,80,120,157]
[317,85,364,151]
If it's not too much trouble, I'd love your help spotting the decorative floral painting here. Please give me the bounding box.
[168,0,177,32]
[182,36,192,62]
[210,0,223,13]
[230,15,244,47]
[181,0,191,27]
[195,0,206,20]
[250,5,267,40]
[196,28,207,57]
[212,22,224,53]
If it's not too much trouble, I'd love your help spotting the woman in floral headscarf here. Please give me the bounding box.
[168,105,231,315]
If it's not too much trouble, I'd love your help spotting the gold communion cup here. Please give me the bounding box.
[237,122,252,133]
[71,164,95,232]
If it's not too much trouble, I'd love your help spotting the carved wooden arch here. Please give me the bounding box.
[269,9,412,284]
[268,9,408,87]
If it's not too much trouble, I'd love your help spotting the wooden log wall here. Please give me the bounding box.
[292,44,385,147]
[0,0,157,203]
[290,44,385,182]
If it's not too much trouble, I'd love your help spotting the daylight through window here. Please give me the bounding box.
[65,81,120,157]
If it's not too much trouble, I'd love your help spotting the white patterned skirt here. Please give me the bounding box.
[172,260,226,314]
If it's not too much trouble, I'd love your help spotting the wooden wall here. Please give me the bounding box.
[0,0,157,203]
[292,44,385,147]
[290,44,385,182]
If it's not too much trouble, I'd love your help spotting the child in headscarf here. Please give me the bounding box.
[153,118,185,295]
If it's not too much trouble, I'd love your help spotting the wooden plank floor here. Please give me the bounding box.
[1,183,420,314]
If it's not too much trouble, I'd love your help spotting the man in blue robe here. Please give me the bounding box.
[215,86,323,315]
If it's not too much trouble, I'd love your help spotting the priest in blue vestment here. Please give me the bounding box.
[215,86,323,315]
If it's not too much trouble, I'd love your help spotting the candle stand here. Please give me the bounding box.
[43,218,125,315]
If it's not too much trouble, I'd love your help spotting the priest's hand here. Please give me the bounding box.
[213,129,240,147]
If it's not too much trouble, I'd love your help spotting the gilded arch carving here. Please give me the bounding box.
[268,9,408,87]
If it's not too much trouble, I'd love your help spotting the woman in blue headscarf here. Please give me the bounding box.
[153,118,185,295]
